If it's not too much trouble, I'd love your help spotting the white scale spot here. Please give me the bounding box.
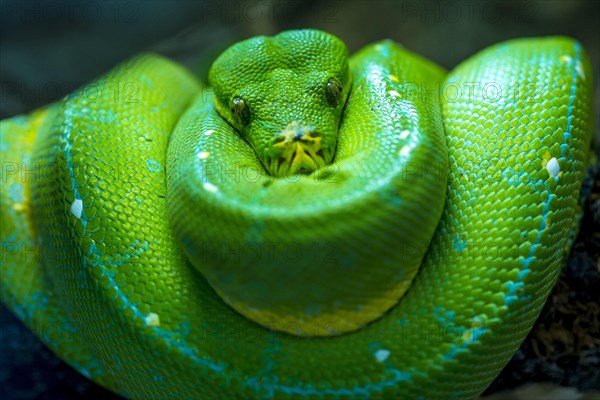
[203,182,219,193]
[399,130,410,139]
[203,129,215,136]
[575,62,585,80]
[70,199,83,219]
[375,349,390,362]
[399,146,411,157]
[197,151,210,159]
[546,157,560,180]
[559,55,585,80]
[559,55,572,64]
[388,90,401,98]
[145,312,160,327]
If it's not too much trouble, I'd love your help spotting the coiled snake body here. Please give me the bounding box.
[0,30,593,399]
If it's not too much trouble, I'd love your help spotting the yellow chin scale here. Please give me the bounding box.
[271,121,326,176]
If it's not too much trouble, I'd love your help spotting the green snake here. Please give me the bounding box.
[0,29,594,399]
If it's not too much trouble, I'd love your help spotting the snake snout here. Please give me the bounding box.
[267,121,328,177]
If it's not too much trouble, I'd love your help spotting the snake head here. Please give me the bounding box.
[209,29,351,178]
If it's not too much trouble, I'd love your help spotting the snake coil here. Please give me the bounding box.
[0,30,593,399]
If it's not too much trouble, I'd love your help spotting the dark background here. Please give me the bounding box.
[1,1,599,399]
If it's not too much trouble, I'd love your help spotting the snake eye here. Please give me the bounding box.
[326,77,343,107]
[231,96,251,126]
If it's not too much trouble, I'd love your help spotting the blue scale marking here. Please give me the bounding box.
[81,246,227,374]
[560,42,581,162]
[63,105,89,230]
[421,42,584,378]
[501,42,581,308]
[441,326,487,361]
[63,99,227,377]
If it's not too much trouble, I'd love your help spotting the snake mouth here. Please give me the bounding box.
[267,121,328,177]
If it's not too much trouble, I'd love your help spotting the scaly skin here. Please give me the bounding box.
[0,30,593,399]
